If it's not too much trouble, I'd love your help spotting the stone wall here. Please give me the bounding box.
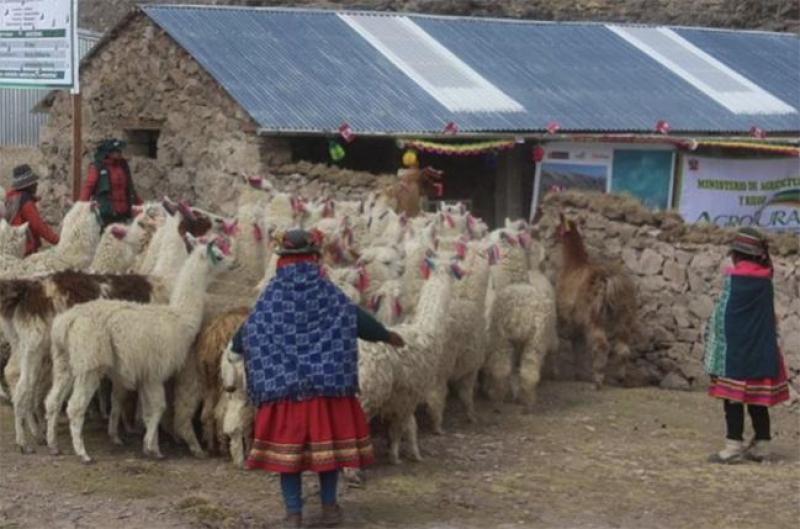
[538,191,799,400]
[40,14,292,221]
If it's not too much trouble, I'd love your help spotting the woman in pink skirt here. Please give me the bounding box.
[230,229,404,527]
[704,227,789,463]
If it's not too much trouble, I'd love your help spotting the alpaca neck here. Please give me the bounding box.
[562,231,589,270]
[55,207,98,261]
[412,272,451,335]
[170,248,212,332]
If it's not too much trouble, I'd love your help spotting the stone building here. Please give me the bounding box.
[37,5,799,228]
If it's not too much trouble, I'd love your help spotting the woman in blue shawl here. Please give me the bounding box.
[704,227,789,464]
[230,229,404,528]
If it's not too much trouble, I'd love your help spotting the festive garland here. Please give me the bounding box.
[400,139,517,156]
[691,140,800,157]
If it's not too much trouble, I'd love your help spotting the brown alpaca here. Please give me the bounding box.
[554,214,637,388]
[384,166,443,217]
[196,306,250,455]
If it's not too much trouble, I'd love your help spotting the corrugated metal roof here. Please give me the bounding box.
[0,30,101,146]
[140,6,799,134]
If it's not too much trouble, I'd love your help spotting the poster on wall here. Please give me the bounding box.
[611,150,674,210]
[678,155,800,232]
[0,0,78,88]
[531,144,612,219]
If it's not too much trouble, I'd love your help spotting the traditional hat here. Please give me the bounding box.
[730,226,767,257]
[11,164,39,191]
[94,138,127,160]
[276,229,321,256]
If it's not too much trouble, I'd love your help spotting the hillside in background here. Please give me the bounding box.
[79,0,799,33]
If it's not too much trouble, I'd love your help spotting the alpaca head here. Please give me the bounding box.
[357,245,404,284]
[221,344,245,393]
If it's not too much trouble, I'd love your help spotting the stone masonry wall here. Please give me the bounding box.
[39,14,292,222]
[538,191,799,400]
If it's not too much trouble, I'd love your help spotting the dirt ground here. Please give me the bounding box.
[0,382,798,529]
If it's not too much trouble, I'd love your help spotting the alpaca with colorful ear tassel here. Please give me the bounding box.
[483,222,558,409]
[46,236,234,463]
[1,201,102,278]
[356,256,457,465]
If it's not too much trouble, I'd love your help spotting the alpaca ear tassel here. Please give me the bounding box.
[450,262,465,280]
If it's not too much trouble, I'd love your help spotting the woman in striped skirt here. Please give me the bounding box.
[703,227,789,463]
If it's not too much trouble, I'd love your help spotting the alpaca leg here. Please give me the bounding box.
[97,379,111,420]
[454,371,479,423]
[67,371,103,464]
[44,363,73,455]
[13,336,46,453]
[425,380,448,435]
[403,415,423,462]
[518,342,544,409]
[387,417,405,465]
[140,382,167,459]
[613,340,632,383]
[588,328,611,390]
[483,340,513,403]
[174,396,206,459]
[108,382,127,446]
[230,428,245,468]
[122,392,140,434]
[0,341,13,404]
[201,393,218,454]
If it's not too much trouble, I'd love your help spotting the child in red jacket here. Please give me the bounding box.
[4,165,59,256]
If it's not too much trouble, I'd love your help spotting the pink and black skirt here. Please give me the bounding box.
[708,351,790,407]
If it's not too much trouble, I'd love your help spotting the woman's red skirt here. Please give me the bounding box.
[708,350,790,407]
[246,396,375,474]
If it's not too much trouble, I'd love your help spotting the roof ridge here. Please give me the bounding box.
[143,4,797,36]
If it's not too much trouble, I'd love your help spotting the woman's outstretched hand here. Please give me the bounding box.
[387,332,405,348]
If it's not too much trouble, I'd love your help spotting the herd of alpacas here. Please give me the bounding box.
[0,177,636,470]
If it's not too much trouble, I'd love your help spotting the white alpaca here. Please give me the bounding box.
[426,242,491,431]
[1,202,101,278]
[217,344,254,468]
[358,260,454,464]
[357,245,404,301]
[46,237,232,462]
[483,226,557,408]
[0,269,160,452]
[88,223,147,274]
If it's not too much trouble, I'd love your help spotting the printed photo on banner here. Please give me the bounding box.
[678,155,800,232]
[531,144,613,218]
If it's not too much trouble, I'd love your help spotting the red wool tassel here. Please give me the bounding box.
[655,120,671,134]
[339,123,355,143]
[443,122,459,135]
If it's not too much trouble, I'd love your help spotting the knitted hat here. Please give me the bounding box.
[276,229,321,256]
[730,227,767,257]
[11,164,39,191]
[94,138,127,160]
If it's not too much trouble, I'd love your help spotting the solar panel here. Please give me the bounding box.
[339,13,524,114]
[608,25,797,115]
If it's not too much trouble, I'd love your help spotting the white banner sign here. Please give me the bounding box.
[679,155,800,232]
[0,0,77,88]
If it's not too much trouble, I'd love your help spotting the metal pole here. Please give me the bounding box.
[71,92,82,200]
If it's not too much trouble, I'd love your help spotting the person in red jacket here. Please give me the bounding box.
[79,138,142,228]
[4,164,60,256]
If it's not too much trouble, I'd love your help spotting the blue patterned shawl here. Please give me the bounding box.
[241,263,358,405]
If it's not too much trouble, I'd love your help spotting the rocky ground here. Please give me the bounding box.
[1,382,798,529]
